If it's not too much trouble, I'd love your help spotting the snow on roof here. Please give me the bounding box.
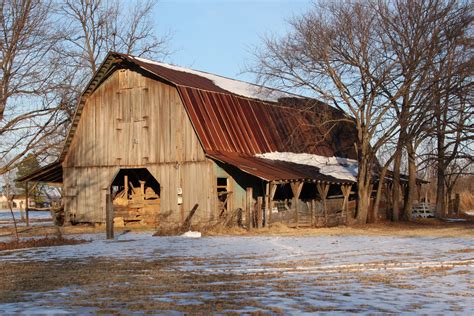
[134,56,296,102]
[256,152,358,181]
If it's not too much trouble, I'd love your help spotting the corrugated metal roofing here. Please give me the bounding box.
[121,54,296,102]
[178,87,356,157]
[58,52,359,183]
[208,151,354,183]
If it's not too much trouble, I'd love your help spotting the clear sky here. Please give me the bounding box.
[154,0,312,82]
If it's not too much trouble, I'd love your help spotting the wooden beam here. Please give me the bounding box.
[317,182,330,226]
[257,196,263,229]
[265,182,270,227]
[106,193,114,239]
[268,182,277,225]
[290,181,303,228]
[246,187,253,230]
[290,182,304,199]
[25,181,29,227]
[341,184,352,224]
[124,175,129,200]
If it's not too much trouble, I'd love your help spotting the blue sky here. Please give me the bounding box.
[155,0,312,82]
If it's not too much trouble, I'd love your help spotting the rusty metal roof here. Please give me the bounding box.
[178,86,356,157]
[208,151,355,184]
[60,52,359,183]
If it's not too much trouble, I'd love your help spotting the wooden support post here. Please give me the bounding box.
[264,182,270,227]
[182,203,199,232]
[25,181,30,227]
[317,182,330,226]
[290,181,304,228]
[310,199,315,227]
[246,187,253,230]
[341,184,352,224]
[257,196,263,229]
[139,180,145,200]
[269,182,277,226]
[106,193,114,239]
[124,175,129,200]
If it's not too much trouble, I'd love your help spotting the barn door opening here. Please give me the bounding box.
[110,168,160,226]
[217,177,232,217]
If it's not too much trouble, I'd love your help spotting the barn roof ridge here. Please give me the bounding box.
[121,53,305,103]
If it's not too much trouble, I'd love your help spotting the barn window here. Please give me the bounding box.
[217,177,230,215]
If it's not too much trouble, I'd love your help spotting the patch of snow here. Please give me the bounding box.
[133,56,296,102]
[256,152,358,181]
[181,231,201,238]
[0,234,473,314]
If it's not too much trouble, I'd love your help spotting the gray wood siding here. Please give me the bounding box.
[64,69,206,167]
[63,69,216,224]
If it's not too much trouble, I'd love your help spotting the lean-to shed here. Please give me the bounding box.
[24,52,363,227]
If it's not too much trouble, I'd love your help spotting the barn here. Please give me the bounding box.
[20,52,363,228]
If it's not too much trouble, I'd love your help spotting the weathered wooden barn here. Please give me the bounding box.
[20,52,365,228]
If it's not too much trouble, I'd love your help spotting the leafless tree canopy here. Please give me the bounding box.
[57,0,171,76]
[0,0,171,176]
[252,0,473,222]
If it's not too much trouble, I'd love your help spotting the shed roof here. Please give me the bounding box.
[59,52,358,183]
[16,161,63,184]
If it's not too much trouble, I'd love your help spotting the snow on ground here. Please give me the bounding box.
[133,56,296,102]
[0,209,52,227]
[257,152,358,181]
[0,233,473,314]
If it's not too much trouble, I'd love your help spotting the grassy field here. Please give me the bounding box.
[0,221,473,314]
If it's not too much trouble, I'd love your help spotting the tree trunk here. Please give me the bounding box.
[392,149,402,221]
[371,164,389,223]
[436,145,447,218]
[403,142,417,221]
[355,156,371,224]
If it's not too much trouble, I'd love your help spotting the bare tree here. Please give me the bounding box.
[375,0,472,220]
[1,169,19,241]
[0,0,66,175]
[57,0,171,77]
[1,0,171,176]
[252,1,400,224]
[252,0,472,224]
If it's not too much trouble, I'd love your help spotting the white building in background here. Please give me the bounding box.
[0,192,26,209]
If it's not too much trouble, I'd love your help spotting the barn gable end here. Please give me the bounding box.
[63,68,216,224]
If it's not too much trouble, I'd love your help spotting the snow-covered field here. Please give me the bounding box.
[0,233,473,314]
[0,209,52,227]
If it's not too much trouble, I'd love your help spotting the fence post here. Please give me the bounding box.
[106,193,114,239]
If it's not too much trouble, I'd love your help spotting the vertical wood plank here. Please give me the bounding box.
[257,196,263,229]
[264,182,270,227]
[246,187,253,230]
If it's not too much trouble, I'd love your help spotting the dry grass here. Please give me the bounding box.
[0,237,88,251]
[1,217,473,240]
